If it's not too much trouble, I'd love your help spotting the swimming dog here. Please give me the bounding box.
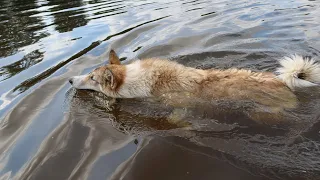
[69,50,320,116]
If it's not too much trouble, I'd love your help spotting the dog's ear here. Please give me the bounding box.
[104,68,117,89]
[109,49,121,65]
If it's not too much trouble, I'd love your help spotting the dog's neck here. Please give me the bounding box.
[116,61,153,98]
[116,60,206,98]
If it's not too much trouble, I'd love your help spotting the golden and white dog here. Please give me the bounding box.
[69,50,320,116]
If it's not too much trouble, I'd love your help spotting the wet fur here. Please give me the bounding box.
[70,50,320,121]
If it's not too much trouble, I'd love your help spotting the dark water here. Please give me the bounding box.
[1,0,320,179]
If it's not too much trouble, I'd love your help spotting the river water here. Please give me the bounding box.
[0,0,320,179]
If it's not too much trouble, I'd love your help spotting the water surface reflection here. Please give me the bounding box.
[0,0,320,179]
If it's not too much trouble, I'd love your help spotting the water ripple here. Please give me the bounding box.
[0,0,320,179]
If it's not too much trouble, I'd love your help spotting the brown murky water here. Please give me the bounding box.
[1,0,320,179]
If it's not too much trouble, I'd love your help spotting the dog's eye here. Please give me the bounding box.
[90,75,100,84]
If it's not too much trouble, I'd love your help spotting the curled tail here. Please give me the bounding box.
[276,55,320,90]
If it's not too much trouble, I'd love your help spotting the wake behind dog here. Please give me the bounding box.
[69,50,320,123]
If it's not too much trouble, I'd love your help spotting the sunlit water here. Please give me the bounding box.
[0,0,320,179]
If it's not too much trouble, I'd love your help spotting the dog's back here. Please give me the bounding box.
[199,68,297,109]
[136,59,297,109]
[140,55,320,111]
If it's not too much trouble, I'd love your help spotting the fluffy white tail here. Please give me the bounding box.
[276,55,320,90]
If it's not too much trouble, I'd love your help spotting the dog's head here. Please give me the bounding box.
[69,50,125,97]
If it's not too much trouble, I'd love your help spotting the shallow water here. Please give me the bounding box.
[1,0,320,179]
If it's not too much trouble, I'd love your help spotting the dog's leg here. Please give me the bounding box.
[247,106,287,124]
[167,108,193,130]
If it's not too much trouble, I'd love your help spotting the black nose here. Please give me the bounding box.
[69,79,73,85]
